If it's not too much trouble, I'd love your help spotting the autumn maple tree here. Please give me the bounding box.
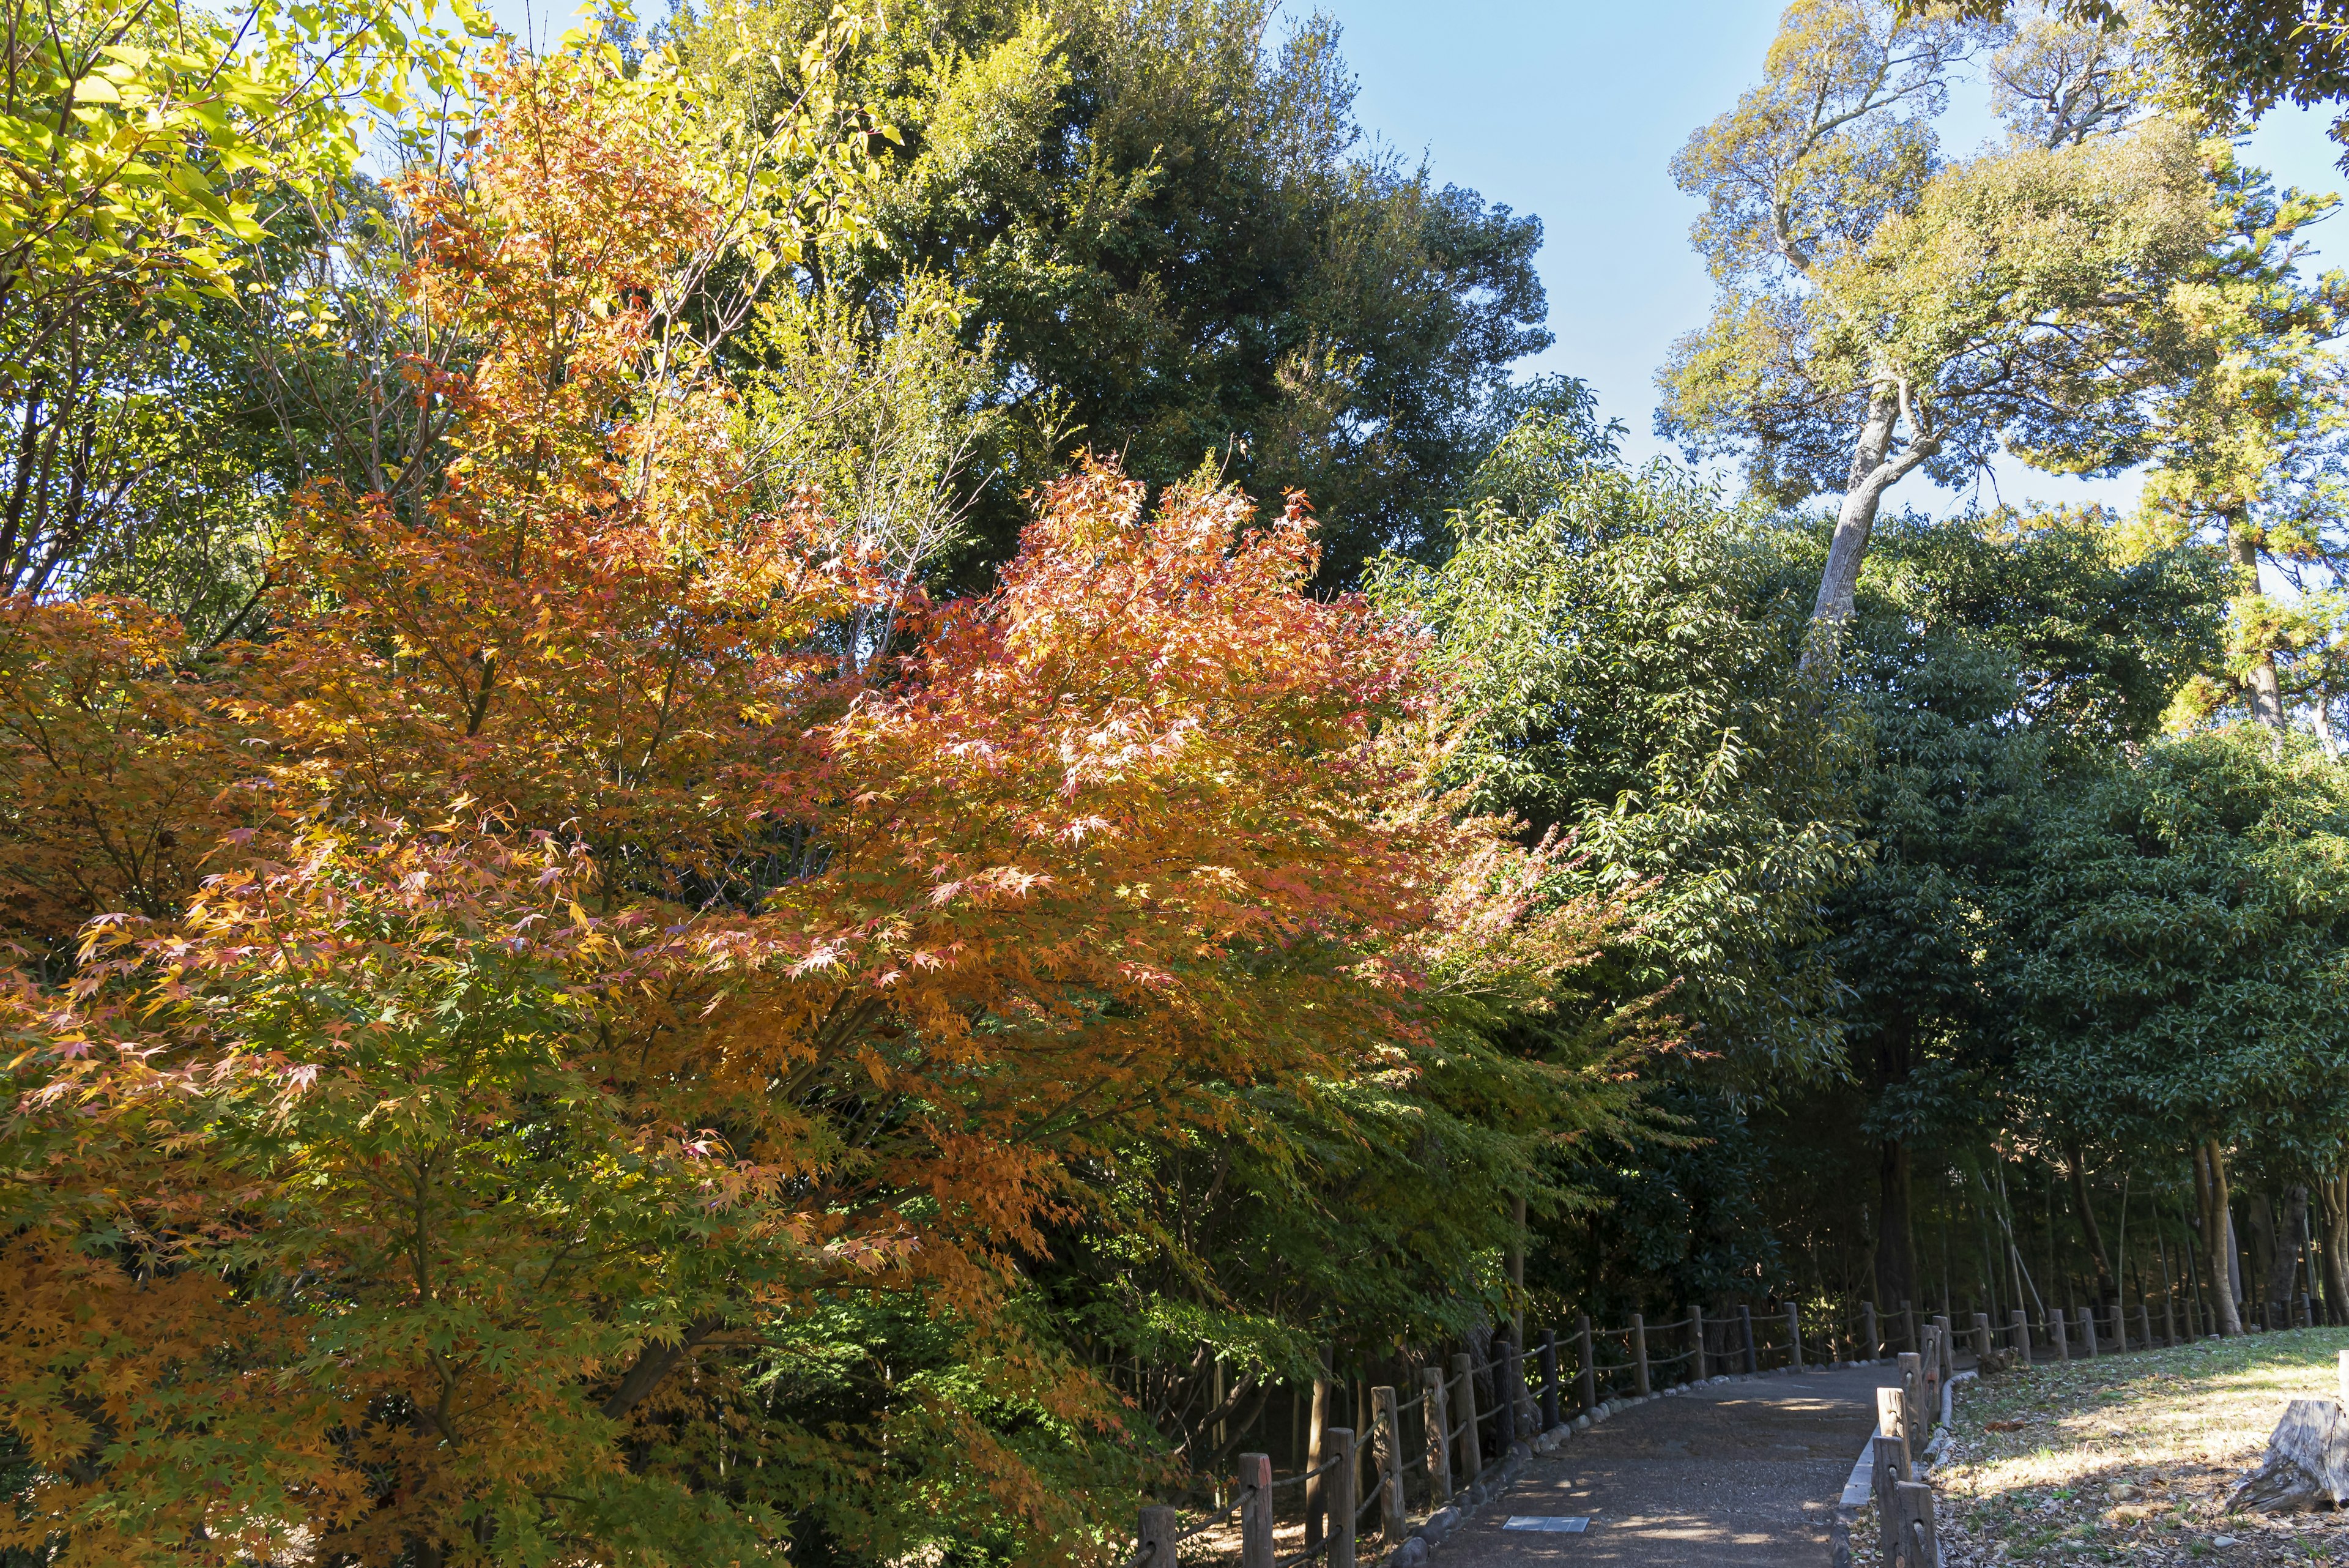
[0,32,1620,1566]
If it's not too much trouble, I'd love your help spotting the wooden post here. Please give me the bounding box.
[1576,1314,1597,1413]
[1370,1388,1405,1544]
[2010,1309,2030,1364]
[1897,1351,1924,1443]
[1137,1504,1179,1566]
[1690,1304,1707,1379]
[1325,1427,1357,1568]
[1239,1452,1274,1568]
[1932,1315,1953,1384]
[1420,1367,1453,1504]
[1305,1362,1331,1548]
[1451,1353,1482,1482]
[1863,1299,1880,1359]
[2136,1302,2153,1351]
[1631,1313,1651,1395]
[2079,1306,2098,1356]
[1970,1312,1991,1360]
[1871,1433,1907,1564]
[1539,1328,1560,1429]
[1889,1479,1939,1567]
[2050,1309,2069,1360]
[1739,1304,1757,1374]
[2162,1288,2177,1347]
[1787,1302,1803,1372]
[1902,1298,1919,1356]
[1876,1389,1912,1481]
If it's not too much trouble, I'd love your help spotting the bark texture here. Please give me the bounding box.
[1800,382,1939,672]
[2323,1178,2349,1326]
[2200,1140,2246,1336]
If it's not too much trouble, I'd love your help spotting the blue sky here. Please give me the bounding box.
[1318,0,2349,517]
[482,0,2349,518]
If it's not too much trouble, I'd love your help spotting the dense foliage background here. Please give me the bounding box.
[11,0,2349,1563]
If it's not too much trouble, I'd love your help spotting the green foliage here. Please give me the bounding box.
[2009,727,2349,1165]
[1660,0,2210,505]
[674,0,1552,586]
[1376,404,1865,1076]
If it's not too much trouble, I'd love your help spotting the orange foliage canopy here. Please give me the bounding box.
[0,45,1616,1568]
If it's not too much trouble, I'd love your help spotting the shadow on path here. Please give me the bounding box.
[1439,1364,1890,1566]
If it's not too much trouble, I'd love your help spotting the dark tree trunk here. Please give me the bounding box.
[2248,1195,2278,1317]
[1876,1137,1914,1311]
[2268,1184,2309,1314]
[2322,1178,2349,1325]
[2065,1148,2117,1304]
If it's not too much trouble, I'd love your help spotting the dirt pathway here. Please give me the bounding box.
[1435,1364,1889,1566]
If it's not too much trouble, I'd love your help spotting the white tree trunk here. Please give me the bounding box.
[1802,384,1934,673]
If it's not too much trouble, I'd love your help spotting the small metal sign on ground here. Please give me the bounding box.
[1502,1516,1590,1533]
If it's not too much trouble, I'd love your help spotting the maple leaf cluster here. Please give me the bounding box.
[0,46,1639,1568]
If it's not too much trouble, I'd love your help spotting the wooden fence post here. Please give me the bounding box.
[1576,1314,1597,1413]
[1863,1300,1879,1360]
[1690,1304,1707,1380]
[2079,1306,2098,1357]
[1325,1427,1357,1568]
[1239,1452,1273,1568]
[2010,1309,2030,1364]
[1370,1388,1405,1544]
[1451,1353,1482,1482]
[1970,1312,1991,1361]
[2162,1290,2177,1347]
[1631,1313,1650,1396]
[1932,1315,1953,1384]
[1305,1361,1331,1548]
[1890,1479,1939,1567]
[1870,1433,1906,1564]
[2051,1309,2069,1360]
[1420,1367,1453,1504]
[1787,1302,1803,1372]
[1137,1504,1179,1566]
[1738,1304,1757,1374]
[1539,1328,1560,1429]
[1897,1352,1924,1443]
[1874,1391,1912,1480]
[2137,1302,2153,1351]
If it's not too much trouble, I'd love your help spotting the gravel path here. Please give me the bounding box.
[1436,1364,1891,1566]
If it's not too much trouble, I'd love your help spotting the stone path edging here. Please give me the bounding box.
[1382,1359,1902,1566]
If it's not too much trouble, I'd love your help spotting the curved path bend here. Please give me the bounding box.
[1440,1364,1890,1566]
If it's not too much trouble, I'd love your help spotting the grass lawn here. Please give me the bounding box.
[1853,1328,2349,1565]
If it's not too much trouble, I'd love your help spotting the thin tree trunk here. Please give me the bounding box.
[2323,1177,2349,1325]
[2266,1186,2308,1314]
[2247,1194,2277,1318]
[2066,1148,2118,1304]
[2202,1140,2246,1336]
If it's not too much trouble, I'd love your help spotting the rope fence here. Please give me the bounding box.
[1121,1281,2268,1563]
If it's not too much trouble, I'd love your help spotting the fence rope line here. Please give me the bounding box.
[1123,1295,2006,1562]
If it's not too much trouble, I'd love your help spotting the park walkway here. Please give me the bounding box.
[1438,1362,1891,1565]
